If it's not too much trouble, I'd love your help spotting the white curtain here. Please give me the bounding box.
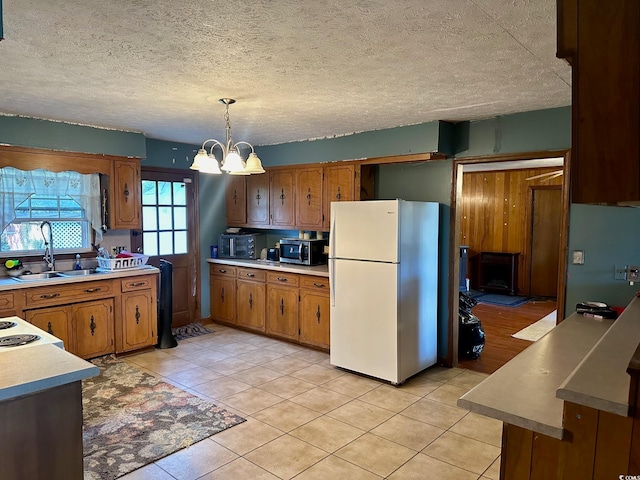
[0,167,103,244]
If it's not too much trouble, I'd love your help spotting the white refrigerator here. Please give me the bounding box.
[329,199,439,384]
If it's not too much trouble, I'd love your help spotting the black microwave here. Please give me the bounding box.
[279,238,328,266]
[218,233,266,260]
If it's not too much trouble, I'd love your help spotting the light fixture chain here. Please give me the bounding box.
[224,103,232,149]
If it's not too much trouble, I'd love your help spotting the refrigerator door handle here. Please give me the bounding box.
[329,258,336,306]
[329,208,336,259]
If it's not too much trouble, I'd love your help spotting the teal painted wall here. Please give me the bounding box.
[256,121,453,167]
[0,115,146,157]
[565,204,640,311]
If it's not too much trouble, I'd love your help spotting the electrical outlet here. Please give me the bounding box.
[615,265,627,280]
[572,250,584,265]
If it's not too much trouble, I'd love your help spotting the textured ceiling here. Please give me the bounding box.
[0,0,571,148]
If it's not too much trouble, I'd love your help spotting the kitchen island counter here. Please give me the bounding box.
[457,312,614,439]
[208,258,328,277]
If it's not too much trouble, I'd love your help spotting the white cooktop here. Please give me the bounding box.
[0,316,64,351]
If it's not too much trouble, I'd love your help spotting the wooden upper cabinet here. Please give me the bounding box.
[112,159,141,229]
[323,164,355,229]
[270,169,296,227]
[569,0,640,204]
[225,175,247,226]
[296,167,323,230]
[246,173,270,226]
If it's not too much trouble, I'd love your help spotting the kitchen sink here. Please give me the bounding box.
[11,272,63,282]
[57,269,101,277]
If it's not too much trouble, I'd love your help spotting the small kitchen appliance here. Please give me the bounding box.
[218,233,266,260]
[279,238,328,266]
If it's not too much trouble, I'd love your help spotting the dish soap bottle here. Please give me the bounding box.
[74,254,82,270]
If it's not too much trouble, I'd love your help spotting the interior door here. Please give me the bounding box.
[529,187,562,297]
[131,168,199,328]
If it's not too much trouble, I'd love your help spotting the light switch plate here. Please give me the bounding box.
[572,250,584,265]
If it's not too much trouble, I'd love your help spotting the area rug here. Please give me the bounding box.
[171,322,214,340]
[512,310,557,341]
[82,356,245,480]
[474,293,532,307]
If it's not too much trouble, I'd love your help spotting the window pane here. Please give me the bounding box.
[174,231,187,254]
[142,180,156,205]
[173,182,186,206]
[174,207,186,230]
[158,206,172,230]
[143,232,158,256]
[142,206,158,231]
[159,231,173,255]
[158,181,172,205]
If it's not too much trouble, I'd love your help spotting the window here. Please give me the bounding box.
[141,179,188,256]
[0,167,103,257]
[1,194,91,254]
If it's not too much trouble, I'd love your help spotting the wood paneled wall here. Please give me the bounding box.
[460,167,563,295]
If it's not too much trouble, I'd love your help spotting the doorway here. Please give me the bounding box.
[529,187,562,298]
[131,167,200,328]
[450,152,570,371]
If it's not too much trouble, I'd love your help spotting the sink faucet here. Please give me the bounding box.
[41,221,55,271]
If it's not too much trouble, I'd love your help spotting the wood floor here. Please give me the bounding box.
[458,298,558,374]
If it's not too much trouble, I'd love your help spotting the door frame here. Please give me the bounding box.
[133,166,201,323]
[447,149,571,367]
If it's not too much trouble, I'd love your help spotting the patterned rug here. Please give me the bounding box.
[171,322,214,340]
[82,356,245,480]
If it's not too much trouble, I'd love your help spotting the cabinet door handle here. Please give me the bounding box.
[129,281,146,287]
[280,297,284,315]
[336,186,341,200]
[280,188,286,205]
[221,288,225,302]
[124,183,130,203]
[47,321,53,335]
[313,282,325,288]
[90,315,96,336]
[277,277,288,282]
[306,188,311,205]
[246,273,255,277]
[256,190,261,205]
[249,292,253,309]
[219,269,227,273]
[135,305,140,324]
[40,293,60,299]
[84,287,102,293]
[316,305,321,324]
[233,189,238,205]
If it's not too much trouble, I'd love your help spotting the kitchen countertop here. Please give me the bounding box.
[457,312,614,439]
[0,343,99,401]
[0,265,159,291]
[208,258,329,277]
[557,296,640,416]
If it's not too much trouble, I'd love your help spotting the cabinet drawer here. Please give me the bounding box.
[300,276,330,292]
[25,281,114,307]
[121,276,155,292]
[267,271,299,287]
[210,265,237,278]
[0,292,15,311]
[237,268,266,282]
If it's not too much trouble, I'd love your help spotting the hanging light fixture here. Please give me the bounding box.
[191,98,265,175]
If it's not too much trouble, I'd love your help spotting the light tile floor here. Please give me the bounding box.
[119,324,502,480]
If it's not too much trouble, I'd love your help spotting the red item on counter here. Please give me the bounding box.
[115,252,134,258]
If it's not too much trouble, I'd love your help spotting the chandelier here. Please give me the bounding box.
[191,98,265,175]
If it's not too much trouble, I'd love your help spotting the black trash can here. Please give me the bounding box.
[157,259,177,349]
[458,292,485,359]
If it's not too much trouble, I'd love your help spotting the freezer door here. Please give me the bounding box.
[330,259,400,383]
[330,200,399,263]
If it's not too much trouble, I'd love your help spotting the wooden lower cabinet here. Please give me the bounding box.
[237,279,266,332]
[72,299,115,359]
[25,299,115,359]
[25,306,72,350]
[120,291,155,352]
[210,265,237,325]
[266,285,299,341]
[299,276,330,349]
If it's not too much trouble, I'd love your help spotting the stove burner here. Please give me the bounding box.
[0,321,17,330]
[0,334,40,347]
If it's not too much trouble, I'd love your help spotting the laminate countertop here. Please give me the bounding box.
[0,343,99,401]
[208,258,329,277]
[457,312,614,439]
